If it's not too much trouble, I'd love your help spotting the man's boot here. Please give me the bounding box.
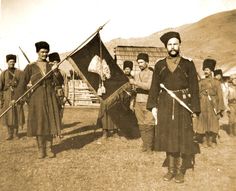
[102,129,108,139]
[232,124,236,136]
[139,125,148,152]
[174,157,184,183]
[37,136,45,159]
[208,132,217,148]
[163,154,175,181]
[202,135,208,148]
[6,126,13,140]
[45,136,55,158]
[145,125,154,152]
[14,127,20,139]
[112,129,120,138]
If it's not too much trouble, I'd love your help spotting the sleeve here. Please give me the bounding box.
[216,81,225,112]
[14,65,31,100]
[135,71,153,90]
[188,61,201,114]
[62,71,69,98]
[146,64,161,111]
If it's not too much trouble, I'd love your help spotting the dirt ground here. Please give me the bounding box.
[0,107,235,191]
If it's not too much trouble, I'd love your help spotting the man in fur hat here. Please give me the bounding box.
[13,41,61,159]
[147,31,200,183]
[196,59,225,148]
[0,54,25,140]
[129,53,154,152]
[48,52,69,125]
[226,74,236,136]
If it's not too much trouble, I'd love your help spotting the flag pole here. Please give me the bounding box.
[0,21,109,119]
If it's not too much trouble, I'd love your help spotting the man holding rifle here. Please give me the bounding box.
[195,59,225,148]
[13,41,61,159]
[48,52,69,125]
[0,54,25,140]
[147,31,200,183]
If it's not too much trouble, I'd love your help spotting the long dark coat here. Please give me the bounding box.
[147,57,200,155]
[196,77,225,134]
[14,62,61,136]
[0,68,25,127]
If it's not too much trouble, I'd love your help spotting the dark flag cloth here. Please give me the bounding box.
[67,32,130,109]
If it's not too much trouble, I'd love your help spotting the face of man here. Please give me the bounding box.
[38,49,49,61]
[137,59,148,71]
[7,59,16,69]
[124,67,131,75]
[166,37,180,57]
[232,79,236,85]
[204,68,212,77]
[215,74,222,81]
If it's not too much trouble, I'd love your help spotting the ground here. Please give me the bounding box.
[0,107,235,191]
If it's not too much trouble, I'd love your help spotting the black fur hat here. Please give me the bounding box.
[6,54,16,62]
[48,52,61,62]
[35,41,50,52]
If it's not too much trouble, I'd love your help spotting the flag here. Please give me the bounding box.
[67,32,130,108]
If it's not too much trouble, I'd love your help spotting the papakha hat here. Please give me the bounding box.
[35,41,50,52]
[123,60,133,70]
[137,53,149,62]
[6,54,17,62]
[160,31,181,47]
[48,52,61,62]
[202,59,216,71]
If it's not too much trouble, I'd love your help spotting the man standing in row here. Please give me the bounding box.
[14,41,61,159]
[0,54,25,140]
[48,52,69,125]
[129,53,154,152]
[196,59,225,148]
[226,74,236,136]
[147,31,200,183]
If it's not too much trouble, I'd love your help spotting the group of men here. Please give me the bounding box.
[98,31,236,183]
[0,31,236,184]
[0,41,68,159]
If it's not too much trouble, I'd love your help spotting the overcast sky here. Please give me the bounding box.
[0,0,236,69]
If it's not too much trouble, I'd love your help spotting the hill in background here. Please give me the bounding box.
[105,9,236,76]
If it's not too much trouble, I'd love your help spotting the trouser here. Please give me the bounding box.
[36,135,54,158]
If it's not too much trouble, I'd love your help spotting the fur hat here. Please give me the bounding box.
[137,53,149,62]
[214,69,223,77]
[35,41,50,52]
[123,60,133,70]
[160,31,181,47]
[202,59,216,71]
[6,54,16,62]
[48,52,61,62]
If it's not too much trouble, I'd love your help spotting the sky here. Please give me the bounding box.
[0,0,236,69]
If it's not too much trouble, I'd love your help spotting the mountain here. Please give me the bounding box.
[105,9,236,76]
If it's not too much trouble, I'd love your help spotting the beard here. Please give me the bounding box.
[168,49,179,57]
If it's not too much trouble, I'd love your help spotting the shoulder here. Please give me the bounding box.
[154,57,166,69]
[181,55,193,62]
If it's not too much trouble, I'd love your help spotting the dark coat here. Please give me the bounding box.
[0,68,25,127]
[147,57,200,155]
[196,77,225,134]
[14,62,61,136]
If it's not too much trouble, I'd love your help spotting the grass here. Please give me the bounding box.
[0,107,235,191]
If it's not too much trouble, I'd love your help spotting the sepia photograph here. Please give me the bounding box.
[0,0,236,190]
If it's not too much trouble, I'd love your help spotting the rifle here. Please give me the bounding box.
[205,90,218,115]
[0,22,109,119]
[19,46,31,64]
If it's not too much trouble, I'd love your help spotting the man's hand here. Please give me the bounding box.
[52,63,58,71]
[152,107,158,125]
[129,79,136,85]
[10,100,16,106]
